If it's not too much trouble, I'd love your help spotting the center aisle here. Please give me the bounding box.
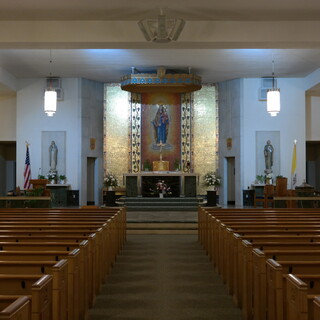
[88,234,242,320]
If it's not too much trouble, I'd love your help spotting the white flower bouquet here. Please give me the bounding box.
[203,171,221,187]
[104,173,119,188]
[155,180,171,194]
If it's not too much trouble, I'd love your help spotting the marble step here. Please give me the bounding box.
[125,206,198,211]
[126,222,198,234]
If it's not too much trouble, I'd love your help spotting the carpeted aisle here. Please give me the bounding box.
[88,234,242,320]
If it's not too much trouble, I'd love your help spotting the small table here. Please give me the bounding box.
[46,184,70,207]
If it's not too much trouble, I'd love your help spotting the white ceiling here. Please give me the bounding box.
[2,0,320,21]
[1,0,320,85]
[1,48,320,84]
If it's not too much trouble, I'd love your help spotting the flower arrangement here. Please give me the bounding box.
[203,171,221,188]
[104,173,118,188]
[155,180,171,194]
[47,172,56,181]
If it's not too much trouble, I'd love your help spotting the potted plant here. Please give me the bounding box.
[47,172,56,184]
[143,159,151,171]
[59,175,67,184]
[255,175,265,184]
[103,172,119,191]
[174,159,181,171]
[38,174,46,179]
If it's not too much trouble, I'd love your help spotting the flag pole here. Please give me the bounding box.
[291,139,297,189]
[23,142,31,190]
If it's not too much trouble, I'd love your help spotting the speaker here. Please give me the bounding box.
[67,190,79,207]
[243,190,254,206]
[104,191,116,207]
[206,190,217,206]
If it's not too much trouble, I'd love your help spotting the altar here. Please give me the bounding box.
[124,172,199,197]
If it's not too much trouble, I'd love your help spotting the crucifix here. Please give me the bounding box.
[157,140,165,161]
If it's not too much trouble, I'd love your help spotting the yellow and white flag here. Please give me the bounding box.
[291,141,297,188]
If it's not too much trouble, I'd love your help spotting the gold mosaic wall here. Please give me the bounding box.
[104,84,218,194]
[104,84,130,186]
[193,85,218,195]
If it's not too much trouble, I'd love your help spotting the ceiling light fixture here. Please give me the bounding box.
[44,49,57,117]
[138,9,185,43]
[267,60,280,117]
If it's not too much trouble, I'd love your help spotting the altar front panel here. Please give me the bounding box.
[124,173,198,197]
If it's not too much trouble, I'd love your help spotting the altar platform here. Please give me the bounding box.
[117,196,202,212]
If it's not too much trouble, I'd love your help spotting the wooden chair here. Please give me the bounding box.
[264,184,275,208]
[254,185,274,208]
[253,186,265,207]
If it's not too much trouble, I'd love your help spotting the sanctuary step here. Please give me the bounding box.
[118,196,201,211]
[126,222,198,235]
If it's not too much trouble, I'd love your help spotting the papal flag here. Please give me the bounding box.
[291,140,297,188]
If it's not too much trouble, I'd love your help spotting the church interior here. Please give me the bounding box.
[1,0,320,319]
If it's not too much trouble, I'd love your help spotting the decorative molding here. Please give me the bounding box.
[121,69,201,93]
[129,93,142,173]
[181,93,193,172]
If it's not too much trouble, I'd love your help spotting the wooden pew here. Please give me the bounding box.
[0,208,126,320]
[0,229,110,307]
[0,259,68,320]
[0,209,126,271]
[198,208,320,320]
[224,227,320,297]
[234,236,320,311]
[0,296,31,320]
[0,250,80,320]
[0,226,106,299]
[0,206,126,249]
[0,274,52,320]
[286,274,320,320]
[212,218,320,286]
[0,234,96,308]
[314,296,320,320]
[267,259,320,320]
[231,232,320,304]
[252,248,320,320]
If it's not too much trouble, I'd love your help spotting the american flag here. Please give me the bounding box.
[24,145,31,189]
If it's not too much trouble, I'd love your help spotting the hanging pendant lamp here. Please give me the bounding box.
[44,50,57,117]
[44,88,57,117]
[267,60,280,117]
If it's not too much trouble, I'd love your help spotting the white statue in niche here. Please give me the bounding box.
[49,141,58,171]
